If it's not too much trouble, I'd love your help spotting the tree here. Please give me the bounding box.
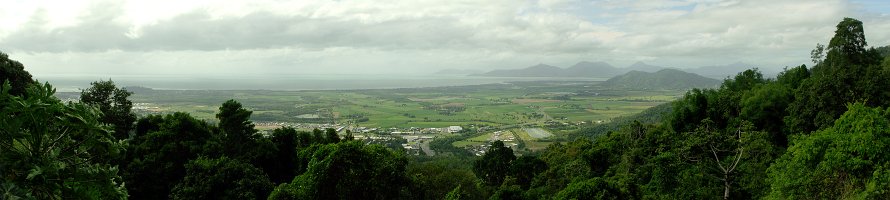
[776,65,809,90]
[768,104,890,199]
[473,141,516,186]
[0,82,127,199]
[80,80,136,140]
[325,128,341,144]
[0,52,34,96]
[123,112,215,200]
[445,185,464,200]
[269,141,409,200]
[170,157,274,200]
[669,88,718,133]
[823,18,875,68]
[787,17,887,134]
[510,156,547,190]
[555,178,623,200]
[216,99,259,159]
[811,43,825,65]
[689,120,757,199]
[406,157,483,200]
[740,83,793,146]
[268,127,301,183]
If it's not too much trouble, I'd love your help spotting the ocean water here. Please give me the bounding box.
[36,74,606,92]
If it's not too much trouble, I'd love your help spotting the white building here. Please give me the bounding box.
[448,126,463,133]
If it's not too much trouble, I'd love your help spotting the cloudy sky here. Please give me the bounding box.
[1,0,889,75]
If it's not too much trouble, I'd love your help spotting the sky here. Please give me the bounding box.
[1,0,889,75]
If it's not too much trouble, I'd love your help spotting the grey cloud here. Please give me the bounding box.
[1,3,610,54]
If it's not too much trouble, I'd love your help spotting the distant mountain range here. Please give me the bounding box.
[601,69,721,90]
[474,62,623,78]
[472,61,773,79]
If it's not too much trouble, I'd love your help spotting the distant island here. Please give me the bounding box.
[432,68,485,75]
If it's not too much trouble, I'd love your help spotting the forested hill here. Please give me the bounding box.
[601,68,720,90]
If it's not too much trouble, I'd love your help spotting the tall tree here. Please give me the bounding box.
[268,127,301,184]
[787,17,888,133]
[324,128,341,144]
[0,82,127,199]
[123,112,215,200]
[473,140,516,186]
[0,51,34,96]
[684,120,767,200]
[80,80,136,140]
[216,99,259,159]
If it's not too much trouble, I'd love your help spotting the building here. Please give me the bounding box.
[448,126,463,133]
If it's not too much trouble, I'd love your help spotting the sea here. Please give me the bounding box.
[36,74,606,92]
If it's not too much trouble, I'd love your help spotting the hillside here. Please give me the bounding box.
[626,61,665,72]
[562,61,625,77]
[602,69,720,90]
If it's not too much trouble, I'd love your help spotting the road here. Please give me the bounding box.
[420,140,436,156]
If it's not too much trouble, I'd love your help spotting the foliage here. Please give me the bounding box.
[473,141,516,186]
[80,80,136,140]
[740,83,793,146]
[554,178,623,200]
[269,141,409,200]
[267,127,301,184]
[0,82,126,199]
[170,157,274,200]
[0,52,33,96]
[767,104,890,199]
[123,112,215,200]
[216,99,260,159]
[407,157,485,200]
[509,156,547,190]
[786,17,888,134]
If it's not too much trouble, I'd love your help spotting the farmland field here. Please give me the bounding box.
[56,80,685,152]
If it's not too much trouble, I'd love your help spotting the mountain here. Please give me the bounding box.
[626,61,664,72]
[602,69,720,90]
[476,62,624,78]
[476,64,566,77]
[563,61,625,77]
[433,69,484,75]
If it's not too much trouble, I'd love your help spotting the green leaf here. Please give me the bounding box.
[26,167,42,180]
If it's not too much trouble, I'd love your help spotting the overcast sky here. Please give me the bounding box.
[1,0,889,75]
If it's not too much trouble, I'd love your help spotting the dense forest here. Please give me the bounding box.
[2,17,890,199]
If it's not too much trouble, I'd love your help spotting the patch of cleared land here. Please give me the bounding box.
[523,128,553,138]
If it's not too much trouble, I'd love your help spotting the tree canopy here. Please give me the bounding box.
[80,80,136,140]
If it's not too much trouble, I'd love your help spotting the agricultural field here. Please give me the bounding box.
[58,80,685,152]
[98,81,679,128]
